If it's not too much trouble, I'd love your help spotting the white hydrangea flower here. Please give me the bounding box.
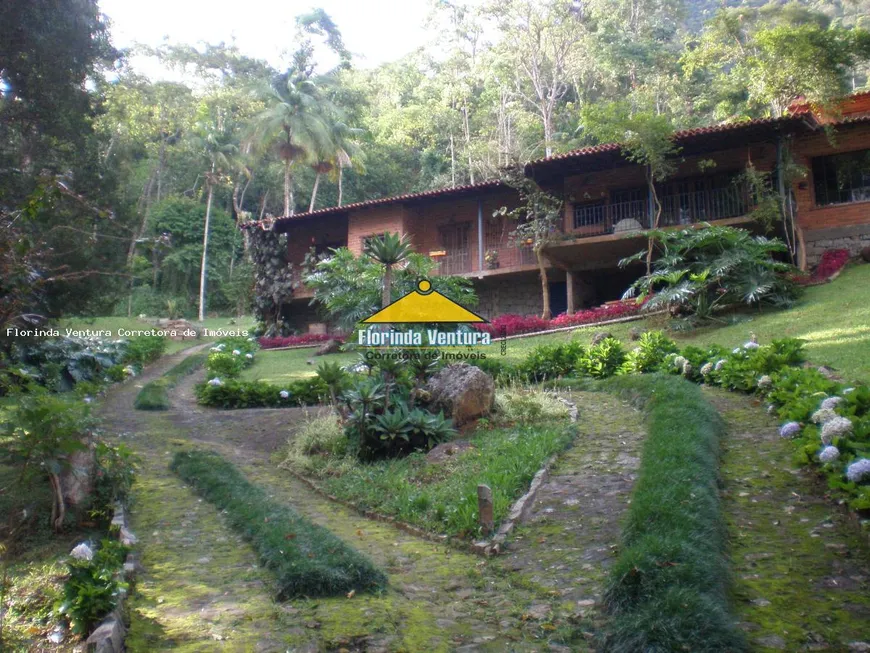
[779,421,801,438]
[819,446,840,463]
[812,408,838,424]
[70,543,94,561]
[714,359,727,371]
[743,341,760,350]
[732,347,742,354]
[208,377,223,387]
[700,362,713,376]
[245,353,253,360]
[846,458,870,483]
[682,361,693,376]
[820,396,843,410]
[232,349,241,356]
[123,365,136,377]
[758,375,772,389]
[673,355,687,370]
[843,387,855,394]
[279,390,290,399]
[820,416,852,445]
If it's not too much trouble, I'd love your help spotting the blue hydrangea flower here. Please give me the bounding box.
[820,416,852,445]
[846,458,870,483]
[819,446,840,463]
[779,422,801,438]
[820,396,843,410]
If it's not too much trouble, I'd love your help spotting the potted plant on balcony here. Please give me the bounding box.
[485,249,500,269]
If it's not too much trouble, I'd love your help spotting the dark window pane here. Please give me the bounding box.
[812,149,870,206]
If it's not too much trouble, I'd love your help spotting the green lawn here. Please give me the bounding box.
[244,262,870,384]
[241,347,358,383]
[668,263,870,382]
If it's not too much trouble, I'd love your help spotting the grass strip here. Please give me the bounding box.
[170,449,387,599]
[134,352,206,410]
[599,374,747,652]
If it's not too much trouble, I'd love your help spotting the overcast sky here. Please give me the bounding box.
[100,0,437,78]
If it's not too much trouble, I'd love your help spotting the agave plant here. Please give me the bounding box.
[316,361,346,404]
[621,224,798,320]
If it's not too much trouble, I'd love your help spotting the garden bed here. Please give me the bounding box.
[281,403,577,541]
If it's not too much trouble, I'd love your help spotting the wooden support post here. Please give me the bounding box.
[477,200,484,274]
[566,269,575,315]
[478,484,494,535]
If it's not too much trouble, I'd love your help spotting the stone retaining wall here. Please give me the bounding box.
[805,224,870,266]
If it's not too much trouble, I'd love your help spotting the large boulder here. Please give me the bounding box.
[425,363,495,426]
[315,339,342,356]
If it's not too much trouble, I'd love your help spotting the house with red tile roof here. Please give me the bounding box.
[249,93,870,332]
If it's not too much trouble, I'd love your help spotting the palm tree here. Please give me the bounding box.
[192,119,236,321]
[365,232,413,308]
[308,120,365,211]
[250,70,332,217]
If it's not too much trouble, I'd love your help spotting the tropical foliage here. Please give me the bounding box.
[305,247,476,332]
[622,225,799,320]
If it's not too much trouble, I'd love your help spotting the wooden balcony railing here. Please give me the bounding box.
[572,182,750,238]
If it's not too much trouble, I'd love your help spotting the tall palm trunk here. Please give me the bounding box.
[309,172,321,212]
[337,165,344,206]
[283,158,292,217]
[382,264,392,308]
[537,248,551,321]
[198,174,214,321]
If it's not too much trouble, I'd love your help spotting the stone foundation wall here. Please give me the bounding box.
[474,276,544,318]
[804,224,870,266]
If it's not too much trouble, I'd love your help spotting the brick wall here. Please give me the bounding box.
[790,122,870,264]
[346,205,408,255]
[792,122,870,231]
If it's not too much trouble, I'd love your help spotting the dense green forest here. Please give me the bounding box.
[2,0,870,328]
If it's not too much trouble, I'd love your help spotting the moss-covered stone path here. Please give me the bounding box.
[97,350,648,651]
[500,392,644,639]
[97,349,870,652]
[709,388,870,652]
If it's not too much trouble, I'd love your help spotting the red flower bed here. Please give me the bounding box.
[793,248,850,286]
[258,334,344,349]
[474,298,643,337]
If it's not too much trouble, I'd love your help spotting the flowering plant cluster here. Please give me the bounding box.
[793,248,850,286]
[205,336,259,380]
[258,333,344,349]
[474,298,642,338]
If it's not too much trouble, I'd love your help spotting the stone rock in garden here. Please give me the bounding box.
[425,363,495,426]
[862,246,870,263]
[591,331,612,346]
[165,319,200,339]
[628,327,644,341]
[60,446,95,507]
[315,339,342,356]
[425,441,475,463]
[86,610,125,653]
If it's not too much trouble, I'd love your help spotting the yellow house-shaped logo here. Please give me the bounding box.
[363,280,488,324]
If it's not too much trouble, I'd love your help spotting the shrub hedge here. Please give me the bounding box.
[170,450,386,598]
[195,377,328,408]
[600,374,747,652]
